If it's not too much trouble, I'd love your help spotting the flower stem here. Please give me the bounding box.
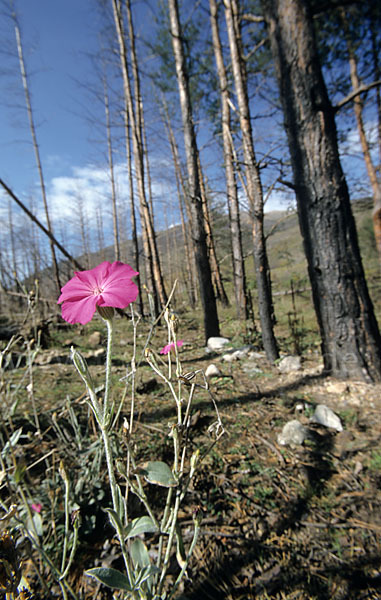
[103,317,114,424]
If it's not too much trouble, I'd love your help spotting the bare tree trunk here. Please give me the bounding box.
[112,0,167,313]
[224,0,278,361]
[209,0,251,320]
[160,99,197,306]
[13,10,61,293]
[125,108,145,316]
[262,0,381,381]
[124,0,167,308]
[167,0,220,341]
[76,194,91,267]
[103,74,120,261]
[0,178,83,271]
[338,8,381,261]
[8,200,18,281]
[96,205,106,261]
[197,154,229,305]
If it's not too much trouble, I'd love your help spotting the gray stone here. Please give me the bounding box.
[222,345,252,362]
[278,355,302,373]
[242,362,263,376]
[311,404,343,432]
[88,330,102,348]
[205,364,222,378]
[278,420,309,446]
[206,337,230,352]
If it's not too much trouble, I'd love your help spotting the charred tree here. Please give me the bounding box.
[338,7,381,262]
[167,0,220,341]
[112,0,167,314]
[262,0,381,381]
[209,0,251,320]
[224,0,278,361]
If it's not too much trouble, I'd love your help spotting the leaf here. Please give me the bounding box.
[116,484,126,522]
[134,564,160,590]
[85,567,132,591]
[125,516,158,539]
[1,428,23,457]
[138,461,177,487]
[130,538,150,569]
[175,523,187,569]
[105,508,124,535]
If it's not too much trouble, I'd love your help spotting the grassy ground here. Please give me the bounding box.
[1,201,381,599]
[1,300,381,599]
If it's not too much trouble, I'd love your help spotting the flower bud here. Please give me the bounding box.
[71,347,94,390]
[96,306,115,321]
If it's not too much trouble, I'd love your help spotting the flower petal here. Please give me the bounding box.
[61,296,99,324]
[160,343,174,355]
[98,279,139,309]
[58,276,92,304]
[102,261,139,287]
[58,261,139,324]
[75,261,111,286]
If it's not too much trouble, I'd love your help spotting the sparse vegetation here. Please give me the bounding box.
[0,202,380,599]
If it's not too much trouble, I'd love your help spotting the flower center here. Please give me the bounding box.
[93,286,103,295]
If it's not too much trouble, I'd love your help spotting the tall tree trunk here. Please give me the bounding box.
[209,0,251,320]
[262,0,381,381]
[125,0,167,309]
[96,205,106,261]
[125,108,145,316]
[103,74,120,261]
[161,100,197,306]
[339,8,381,261]
[112,0,167,313]
[224,0,278,361]
[167,0,220,341]
[197,154,229,306]
[13,11,61,293]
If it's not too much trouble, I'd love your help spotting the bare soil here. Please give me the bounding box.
[2,327,381,600]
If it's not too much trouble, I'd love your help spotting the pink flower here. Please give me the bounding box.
[160,340,184,355]
[58,261,139,324]
[31,503,42,513]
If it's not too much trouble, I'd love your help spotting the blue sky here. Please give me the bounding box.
[1,0,101,186]
[0,0,181,261]
[0,0,375,276]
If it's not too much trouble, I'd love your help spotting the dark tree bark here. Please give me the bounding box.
[261,0,381,381]
[168,0,220,342]
[197,154,230,306]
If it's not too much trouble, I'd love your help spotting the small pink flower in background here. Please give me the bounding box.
[58,261,139,325]
[31,503,42,514]
[160,340,184,355]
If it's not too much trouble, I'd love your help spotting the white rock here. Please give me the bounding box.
[205,364,222,379]
[206,337,230,352]
[248,351,265,360]
[242,363,263,375]
[222,351,238,363]
[311,404,343,432]
[278,355,302,373]
[277,420,309,446]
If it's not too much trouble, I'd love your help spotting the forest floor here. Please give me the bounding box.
[1,311,381,600]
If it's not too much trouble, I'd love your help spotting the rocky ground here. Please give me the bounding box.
[2,327,381,599]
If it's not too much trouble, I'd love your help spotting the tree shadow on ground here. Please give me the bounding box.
[183,426,381,599]
[139,371,325,424]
